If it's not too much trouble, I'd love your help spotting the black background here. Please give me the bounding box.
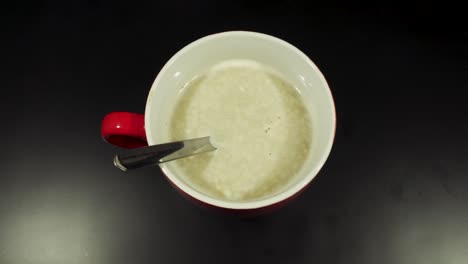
[2,1,468,264]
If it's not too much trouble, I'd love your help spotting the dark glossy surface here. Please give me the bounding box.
[2,2,467,264]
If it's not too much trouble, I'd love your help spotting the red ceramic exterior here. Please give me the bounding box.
[166,178,311,217]
[101,111,310,216]
[101,112,148,148]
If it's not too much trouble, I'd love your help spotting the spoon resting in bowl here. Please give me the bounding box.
[113,136,216,171]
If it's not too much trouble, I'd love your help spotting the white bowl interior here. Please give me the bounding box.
[145,31,335,209]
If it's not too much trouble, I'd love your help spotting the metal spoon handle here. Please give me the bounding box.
[114,142,184,171]
[113,137,216,171]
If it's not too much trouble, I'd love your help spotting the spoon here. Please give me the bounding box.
[113,136,216,171]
